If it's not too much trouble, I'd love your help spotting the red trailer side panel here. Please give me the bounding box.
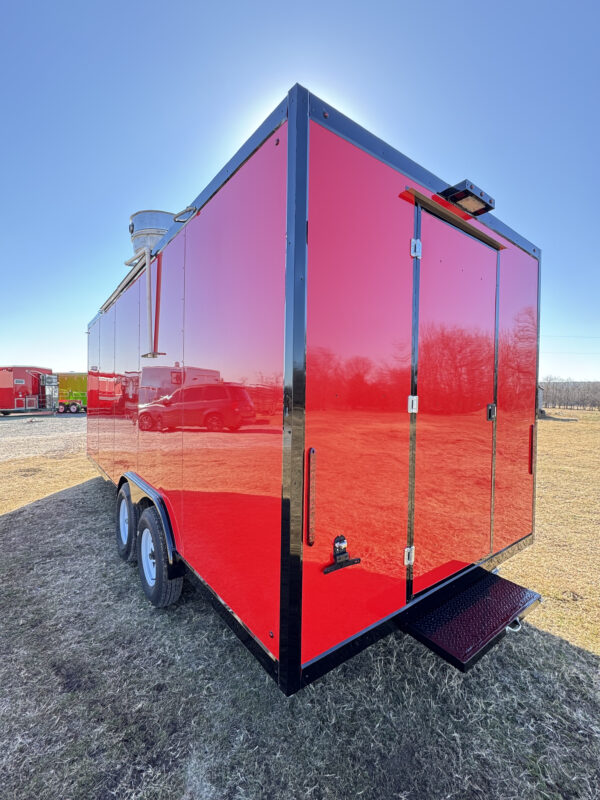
[137,241,185,545]
[494,246,538,551]
[114,277,140,479]
[302,123,412,664]
[0,369,14,410]
[413,212,496,595]
[87,323,100,459]
[98,306,116,480]
[180,127,287,657]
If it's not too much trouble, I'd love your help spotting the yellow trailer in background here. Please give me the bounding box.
[57,372,87,413]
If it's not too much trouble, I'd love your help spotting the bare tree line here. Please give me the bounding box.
[541,379,600,410]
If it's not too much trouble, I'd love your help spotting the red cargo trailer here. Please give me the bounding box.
[0,366,58,414]
[87,85,541,694]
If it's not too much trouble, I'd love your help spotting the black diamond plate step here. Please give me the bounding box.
[399,567,541,671]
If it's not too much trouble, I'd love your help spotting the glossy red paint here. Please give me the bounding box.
[494,245,538,551]
[137,240,185,544]
[180,127,287,657]
[97,304,116,480]
[302,122,411,664]
[114,277,140,480]
[87,324,100,459]
[413,212,497,595]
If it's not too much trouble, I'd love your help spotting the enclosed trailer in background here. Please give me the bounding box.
[87,85,541,694]
[0,366,58,415]
[57,371,87,413]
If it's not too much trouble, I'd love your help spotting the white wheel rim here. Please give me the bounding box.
[141,528,156,586]
[119,500,129,545]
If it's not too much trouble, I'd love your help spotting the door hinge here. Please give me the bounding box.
[404,545,415,566]
[410,238,422,259]
[408,395,419,414]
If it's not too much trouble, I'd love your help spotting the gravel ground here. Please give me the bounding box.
[0,415,599,800]
[0,415,97,515]
[0,414,87,461]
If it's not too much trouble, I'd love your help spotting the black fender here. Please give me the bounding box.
[123,471,186,579]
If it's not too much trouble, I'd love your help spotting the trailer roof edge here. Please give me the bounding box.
[95,84,540,317]
[307,91,541,259]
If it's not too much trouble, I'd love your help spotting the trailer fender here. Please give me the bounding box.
[122,472,186,579]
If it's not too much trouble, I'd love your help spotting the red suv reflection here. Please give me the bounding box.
[138,383,256,432]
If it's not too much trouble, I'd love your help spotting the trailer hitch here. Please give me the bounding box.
[323,536,361,574]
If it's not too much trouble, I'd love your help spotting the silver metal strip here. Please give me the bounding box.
[406,203,421,602]
[532,254,542,539]
[490,251,501,556]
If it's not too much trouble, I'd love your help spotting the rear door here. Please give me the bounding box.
[412,210,497,595]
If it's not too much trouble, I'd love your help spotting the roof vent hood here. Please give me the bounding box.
[129,210,174,254]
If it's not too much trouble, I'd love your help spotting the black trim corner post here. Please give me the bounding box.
[279,84,310,696]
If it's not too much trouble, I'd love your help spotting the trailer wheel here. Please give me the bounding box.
[136,507,183,607]
[69,403,79,413]
[115,483,139,562]
[58,404,65,414]
[205,413,224,432]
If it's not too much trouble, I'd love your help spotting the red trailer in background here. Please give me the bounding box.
[0,366,58,415]
[87,85,542,694]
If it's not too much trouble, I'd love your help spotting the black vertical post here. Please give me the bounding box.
[279,84,309,696]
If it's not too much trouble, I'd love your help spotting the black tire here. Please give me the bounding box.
[205,412,224,432]
[115,484,139,562]
[1,411,9,416]
[138,412,153,431]
[69,403,79,413]
[136,507,183,607]
[58,404,65,414]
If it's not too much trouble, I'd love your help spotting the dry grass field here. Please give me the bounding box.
[0,413,599,800]
[503,409,600,655]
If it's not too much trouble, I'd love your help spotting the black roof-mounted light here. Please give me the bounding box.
[439,180,495,217]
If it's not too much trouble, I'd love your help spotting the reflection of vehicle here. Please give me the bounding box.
[0,366,58,414]
[138,383,255,432]
[57,372,87,413]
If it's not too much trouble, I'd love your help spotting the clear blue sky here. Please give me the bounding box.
[1,0,598,379]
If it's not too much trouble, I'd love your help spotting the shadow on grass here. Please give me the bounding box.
[0,479,599,800]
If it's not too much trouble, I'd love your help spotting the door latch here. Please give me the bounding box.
[410,238,422,259]
[323,536,361,574]
[486,403,496,421]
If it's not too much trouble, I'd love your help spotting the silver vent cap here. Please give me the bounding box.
[129,210,174,254]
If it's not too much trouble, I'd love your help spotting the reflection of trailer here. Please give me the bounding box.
[57,372,87,414]
[88,85,542,695]
[0,366,58,415]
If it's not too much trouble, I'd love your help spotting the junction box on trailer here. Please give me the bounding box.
[87,84,542,694]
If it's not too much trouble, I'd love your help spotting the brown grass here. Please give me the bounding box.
[0,414,599,800]
[502,409,600,654]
